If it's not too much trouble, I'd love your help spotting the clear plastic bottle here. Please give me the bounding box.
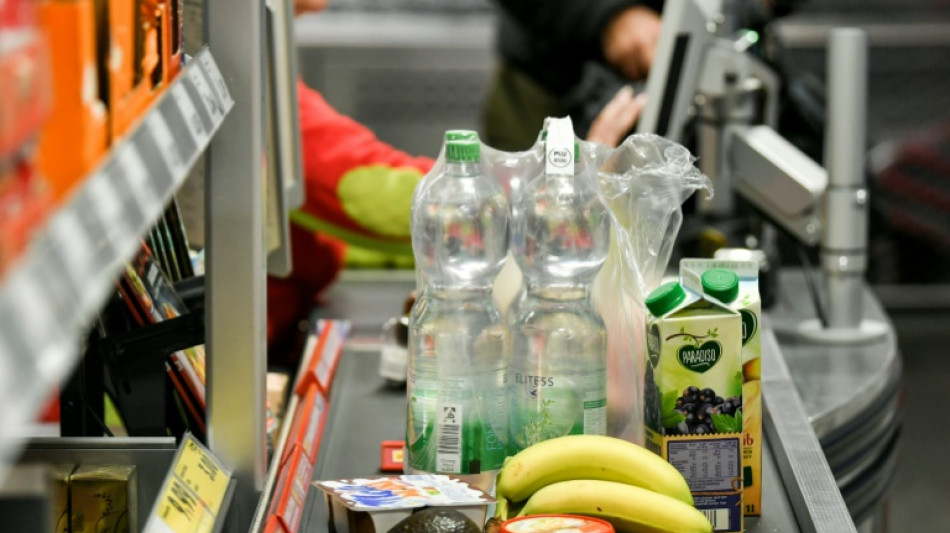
[508,141,611,453]
[406,137,509,491]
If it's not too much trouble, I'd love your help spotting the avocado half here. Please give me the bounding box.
[387,508,481,533]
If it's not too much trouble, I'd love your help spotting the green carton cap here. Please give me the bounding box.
[646,281,686,316]
[446,140,480,162]
[444,130,478,141]
[702,269,739,303]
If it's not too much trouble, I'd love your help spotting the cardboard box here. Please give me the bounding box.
[682,259,762,516]
[47,464,75,533]
[316,475,492,533]
[70,465,137,533]
[644,274,743,533]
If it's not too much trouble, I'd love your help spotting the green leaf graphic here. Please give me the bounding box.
[711,413,740,433]
[662,411,686,428]
[735,408,743,432]
[662,390,680,417]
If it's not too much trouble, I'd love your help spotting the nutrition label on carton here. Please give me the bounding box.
[667,438,741,492]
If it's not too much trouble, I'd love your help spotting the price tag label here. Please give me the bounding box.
[117,145,156,212]
[147,114,186,179]
[146,435,232,533]
[48,210,94,287]
[174,438,229,510]
[171,84,208,142]
[198,52,232,107]
[9,272,55,356]
[155,477,216,533]
[87,172,126,244]
[188,67,223,123]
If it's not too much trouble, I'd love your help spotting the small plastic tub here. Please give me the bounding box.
[501,514,615,533]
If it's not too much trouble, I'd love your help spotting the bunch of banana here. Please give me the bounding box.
[495,435,711,533]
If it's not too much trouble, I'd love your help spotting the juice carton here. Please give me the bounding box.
[682,259,762,517]
[643,274,743,533]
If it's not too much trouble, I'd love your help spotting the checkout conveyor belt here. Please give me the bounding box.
[300,269,901,532]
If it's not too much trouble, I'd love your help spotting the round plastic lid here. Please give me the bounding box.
[645,281,687,317]
[702,268,739,303]
[446,139,480,162]
[501,515,615,533]
[444,129,478,141]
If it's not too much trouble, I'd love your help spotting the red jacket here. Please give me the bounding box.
[268,81,433,357]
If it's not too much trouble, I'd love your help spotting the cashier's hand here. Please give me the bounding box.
[602,6,663,81]
[586,86,647,148]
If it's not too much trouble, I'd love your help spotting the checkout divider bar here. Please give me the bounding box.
[761,322,857,533]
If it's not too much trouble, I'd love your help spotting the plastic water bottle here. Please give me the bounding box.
[508,140,611,453]
[407,137,509,491]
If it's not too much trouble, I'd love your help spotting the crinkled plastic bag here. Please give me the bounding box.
[411,118,709,448]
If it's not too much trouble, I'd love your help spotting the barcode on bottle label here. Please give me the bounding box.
[702,509,729,531]
[436,404,462,473]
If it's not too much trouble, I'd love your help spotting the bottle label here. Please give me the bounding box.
[407,376,506,475]
[583,393,607,435]
[436,402,463,473]
[509,369,606,452]
[545,117,575,177]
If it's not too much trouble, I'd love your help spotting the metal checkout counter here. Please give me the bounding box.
[292,1,900,531]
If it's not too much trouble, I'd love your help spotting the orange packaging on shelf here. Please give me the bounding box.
[269,446,314,533]
[0,158,52,274]
[0,0,50,162]
[35,0,108,202]
[295,320,350,397]
[281,384,328,467]
[161,0,183,84]
[107,0,163,139]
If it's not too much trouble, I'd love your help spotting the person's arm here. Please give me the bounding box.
[295,80,434,243]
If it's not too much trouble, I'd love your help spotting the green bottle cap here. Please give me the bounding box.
[701,269,739,303]
[645,281,686,316]
[444,130,478,141]
[445,140,480,162]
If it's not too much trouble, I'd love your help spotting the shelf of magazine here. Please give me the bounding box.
[0,47,234,481]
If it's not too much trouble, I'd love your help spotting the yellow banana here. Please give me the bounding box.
[496,435,693,505]
[517,479,712,533]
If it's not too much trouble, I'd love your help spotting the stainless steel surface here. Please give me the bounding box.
[295,12,493,49]
[730,125,826,246]
[775,18,950,48]
[271,0,304,210]
[768,271,901,443]
[18,437,177,533]
[768,270,901,527]
[762,323,857,533]
[207,0,268,528]
[295,13,494,157]
[822,29,869,331]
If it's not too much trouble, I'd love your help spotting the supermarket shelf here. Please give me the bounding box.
[0,48,234,481]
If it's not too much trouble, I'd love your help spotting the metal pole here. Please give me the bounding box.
[206,0,267,529]
[821,29,868,330]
